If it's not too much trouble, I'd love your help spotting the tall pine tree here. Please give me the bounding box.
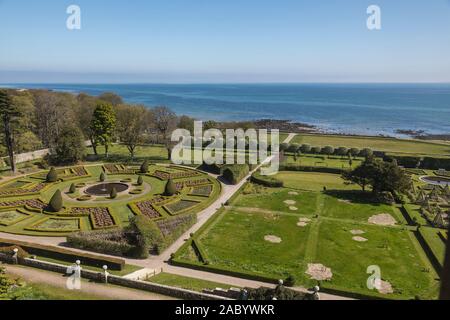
[0,90,21,173]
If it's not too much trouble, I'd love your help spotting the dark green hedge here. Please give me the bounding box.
[221,164,250,184]
[0,237,125,270]
[251,172,284,187]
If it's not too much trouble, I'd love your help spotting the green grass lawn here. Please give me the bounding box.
[315,220,439,299]
[275,171,359,192]
[419,226,446,267]
[283,154,363,169]
[175,170,441,299]
[147,272,239,292]
[291,134,450,157]
[233,187,319,215]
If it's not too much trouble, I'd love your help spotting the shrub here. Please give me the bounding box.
[336,147,349,156]
[100,172,106,182]
[165,179,177,196]
[280,143,290,152]
[46,167,58,182]
[129,215,164,258]
[140,160,149,173]
[221,164,250,185]
[49,190,63,212]
[251,171,283,187]
[54,125,85,164]
[287,143,300,154]
[110,187,117,199]
[349,148,360,157]
[137,175,144,186]
[284,275,296,287]
[69,183,76,194]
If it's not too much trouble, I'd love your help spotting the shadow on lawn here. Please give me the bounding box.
[324,189,385,206]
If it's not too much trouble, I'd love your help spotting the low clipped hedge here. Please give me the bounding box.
[0,237,125,270]
[251,171,284,188]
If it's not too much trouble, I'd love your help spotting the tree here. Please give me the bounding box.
[336,147,349,157]
[165,179,177,196]
[322,146,335,157]
[76,93,99,155]
[54,125,85,164]
[98,92,123,106]
[0,90,21,173]
[90,102,116,158]
[311,146,322,154]
[49,190,63,212]
[287,143,301,154]
[116,104,147,159]
[46,167,58,182]
[153,106,177,159]
[360,148,373,158]
[300,144,312,153]
[280,143,290,153]
[178,115,195,134]
[349,148,360,157]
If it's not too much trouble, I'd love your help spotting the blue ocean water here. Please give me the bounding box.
[2,83,450,136]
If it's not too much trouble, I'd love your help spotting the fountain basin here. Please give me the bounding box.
[419,176,450,186]
[84,183,129,196]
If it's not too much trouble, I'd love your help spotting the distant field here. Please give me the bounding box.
[291,134,450,156]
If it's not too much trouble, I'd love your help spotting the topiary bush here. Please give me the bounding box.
[69,183,76,194]
[100,172,106,182]
[46,167,58,182]
[110,187,117,199]
[284,274,296,287]
[137,175,144,186]
[140,160,149,173]
[49,190,63,212]
[165,179,177,196]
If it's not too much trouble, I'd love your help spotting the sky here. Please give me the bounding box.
[0,0,449,83]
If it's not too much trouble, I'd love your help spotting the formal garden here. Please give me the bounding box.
[0,163,220,254]
[172,158,449,299]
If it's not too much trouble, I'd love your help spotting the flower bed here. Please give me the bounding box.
[152,170,200,180]
[103,164,136,175]
[0,210,31,226]
[157,213,196,237]
[0,199,46,210]
[27,217,81,232]
[0,183,47,197]
[88,207,117,229]
[189,185,213,197]
[134,199,164,219]
[164,199,200,215]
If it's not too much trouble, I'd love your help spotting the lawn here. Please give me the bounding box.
[291,134,450,156]
[419,226,446,267]
[283,154,363,169]
[275,171,359,192]
[233,187,319,216]
[174,171,441,299]
[147,272,240,292]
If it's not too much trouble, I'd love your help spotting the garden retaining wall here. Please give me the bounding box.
[0,255,230,300]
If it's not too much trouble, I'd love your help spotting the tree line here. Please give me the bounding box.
[0,89,196,173]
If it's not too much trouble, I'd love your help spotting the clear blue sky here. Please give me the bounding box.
[0,0,449,83]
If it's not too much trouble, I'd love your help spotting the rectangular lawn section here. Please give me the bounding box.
[190,209,311,281]
[315,220,439,299]
[233,188,319,215]
[275,172,359,192]
[147,272,240,292]
[419,226,446,267]
[291,134,450,156]
[283,154,363,169]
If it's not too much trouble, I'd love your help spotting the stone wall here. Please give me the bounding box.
[0,255,230,300]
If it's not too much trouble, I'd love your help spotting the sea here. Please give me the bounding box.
[1,83,450,137]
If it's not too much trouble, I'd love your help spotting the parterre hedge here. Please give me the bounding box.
[0,237,125,270]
